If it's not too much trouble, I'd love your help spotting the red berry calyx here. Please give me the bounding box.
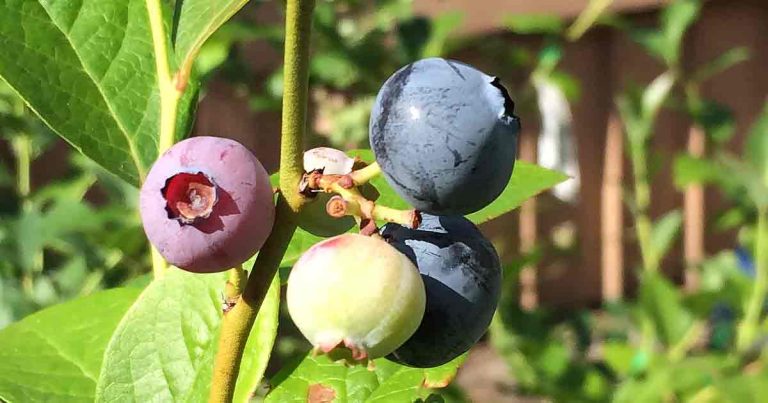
[161,172,218,224]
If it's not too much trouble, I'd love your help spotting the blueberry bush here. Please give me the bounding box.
[0,1,564,402]
[3,0,766,402]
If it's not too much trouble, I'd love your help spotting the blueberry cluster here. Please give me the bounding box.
[289,58,515,366]
[139,58,516,368]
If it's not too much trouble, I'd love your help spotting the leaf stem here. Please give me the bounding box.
[737,207,768,352]
[146,0,184,277]
[146,0,182,155]
[209,0,315,400]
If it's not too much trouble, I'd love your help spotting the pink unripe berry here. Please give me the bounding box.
[140,136,275,273]
[287,234,426,362]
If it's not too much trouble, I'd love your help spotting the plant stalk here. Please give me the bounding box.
[629,133,657,352]
[279,0,315,212]
[208,198,297,403]
[630,141,656,273]
[209,1,315,400]
[737,207,768,352]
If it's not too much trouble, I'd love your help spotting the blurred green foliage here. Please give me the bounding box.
[0,80,148,328]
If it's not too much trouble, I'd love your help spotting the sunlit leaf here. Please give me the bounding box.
[650,210,682,263]
[0,288,140,403]
[502,14,564,35]
[96,267,280,402]
[639,272,694,347]
[265,354,465,402]
[0,0,196,185]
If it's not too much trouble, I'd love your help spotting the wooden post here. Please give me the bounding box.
[601,113,624,301]
[684,125,705,291]
[519,129,538,310]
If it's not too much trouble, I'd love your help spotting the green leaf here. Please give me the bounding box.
[642,71,676,122]
[658,0,700,65]
[673,154,720,188]
[719,154,768,208]
[714,370,768,403]
[690,100,735,143]
[745,102,768,182]
[467,162,568,223]
[502,14,564,35]
[632,0,700,66]
[96,267,280,402]
[691,47,750,83]
[421,12,463,58]
[602,341,635,377]
[650,210,682,262]
[173,0,249,73]
[639,272,694,347]
[265,354,465,402]
[0,288,141,403]
[233,273,281,403]
[0,1,195,186]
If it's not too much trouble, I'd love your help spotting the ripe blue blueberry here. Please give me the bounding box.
[369,58,520,215]
[381,213,501,367]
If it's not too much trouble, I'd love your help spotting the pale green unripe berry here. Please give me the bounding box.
[287,233,426,362]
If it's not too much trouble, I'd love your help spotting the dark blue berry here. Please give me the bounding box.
[370,58,520,215]
[381,214,501,367]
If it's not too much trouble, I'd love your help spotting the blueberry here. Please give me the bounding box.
[370,58,520,215]
[381,213,501,367]
[287,234,426,361]
[140,136,275,273]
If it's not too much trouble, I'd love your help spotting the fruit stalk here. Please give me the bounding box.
[348,161,381,186]
[209,0,313,400]
[321,181,419,228]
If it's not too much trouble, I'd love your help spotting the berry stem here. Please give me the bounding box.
[326,184,420,229]
[348,161,381,186]
[209,0,314,400]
